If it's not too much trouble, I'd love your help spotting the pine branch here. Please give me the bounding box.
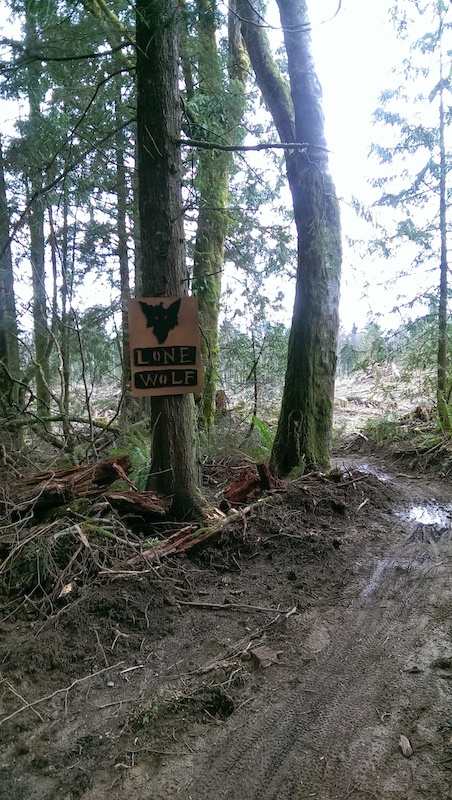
[79,0,135,66]
[0,40,129,73]
[0,118,134,263]
[175,137,329,153]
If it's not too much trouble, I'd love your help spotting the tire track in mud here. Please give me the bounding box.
[181,527,451,800]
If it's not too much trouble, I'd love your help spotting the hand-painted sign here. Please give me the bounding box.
[128,296,203,396]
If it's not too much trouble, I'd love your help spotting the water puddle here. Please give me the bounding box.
[399,502,452,543]
[407,504,452,527]
[358,463,391,483]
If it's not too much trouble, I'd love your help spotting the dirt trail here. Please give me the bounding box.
[143,460,452,800]
[181,510,450,797]
[1,458,451,800]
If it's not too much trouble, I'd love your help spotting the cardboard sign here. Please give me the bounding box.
[128,296,203,397]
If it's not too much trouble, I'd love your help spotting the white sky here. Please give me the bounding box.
[309,0,403,331]
[0,0,427,334]
[311,0,398,197]
[235,0,406,333]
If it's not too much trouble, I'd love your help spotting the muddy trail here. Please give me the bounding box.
[0,456,451,800]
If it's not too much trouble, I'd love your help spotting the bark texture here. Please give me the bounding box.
[136,0,203,516]
[238,0,342,474]
[436,19,450,432]
[25,0,51,416]
[114,88,135,424]
[191,0,229,433]
[191,0,247,433]
[0,137,21,417]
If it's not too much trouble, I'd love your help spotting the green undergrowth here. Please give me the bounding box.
[353,409,452,475]
[361,415,409,443]
[201,413,275,462]
[110,424,150,491]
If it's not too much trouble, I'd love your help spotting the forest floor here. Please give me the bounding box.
[1,375,452,800]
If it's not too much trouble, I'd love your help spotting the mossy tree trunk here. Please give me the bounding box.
[0,136,21,422]
[238,0,342,475]
[114,86,134,422]
[192,0,229,433]
[136,0,203,517]
[188,0,247,433]
[436,17,450,432]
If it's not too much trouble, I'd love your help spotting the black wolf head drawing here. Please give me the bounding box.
[139,299,181,344]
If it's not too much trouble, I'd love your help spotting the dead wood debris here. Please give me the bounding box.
[2,455,168,520]
[105,491,169,519]
[112,495,276,570]
[0,459,376,610]
[9,455,133,512]
[1,460,278,603]
[222,462,283,506]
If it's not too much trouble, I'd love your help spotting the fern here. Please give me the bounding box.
[111,426,150,491]
[252,416,274,451]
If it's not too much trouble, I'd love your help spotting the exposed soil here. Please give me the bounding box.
[1,446,451,800]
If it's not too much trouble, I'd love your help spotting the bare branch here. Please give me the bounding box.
[175,137,329,153]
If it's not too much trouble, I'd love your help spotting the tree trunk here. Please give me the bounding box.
[238,0,342,475]
[436,18,449,432]
[48,194,73,450]
[190,0,247,433]
[60,187,71,434]
[192,0,230,433]
[25,0,51,417]
[0,136,21,420]
[136,0,203,517]
[113,86,135,424]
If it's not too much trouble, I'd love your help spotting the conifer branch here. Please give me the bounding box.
[175,137,330,153]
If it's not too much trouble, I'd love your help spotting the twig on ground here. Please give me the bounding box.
[0,677,44,722]
[94,629,109,667]
[177,599,296,615]
[91,698,135,709]
[0,662,124,727]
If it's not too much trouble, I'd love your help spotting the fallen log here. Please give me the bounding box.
[105,490,170,519]
[121,495,278,567]
[9,455,132,512]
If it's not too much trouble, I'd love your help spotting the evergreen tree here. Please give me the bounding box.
[370,0,452,429]
[181,0,248,433]
[1,0,135,439]
[0,135,21,422]
[237,0,342,474]
[136,0,203,516]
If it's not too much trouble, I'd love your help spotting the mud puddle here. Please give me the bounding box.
[339,456,452,538]
[355,462,391,483]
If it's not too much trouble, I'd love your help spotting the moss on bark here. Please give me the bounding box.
[239,0,342,476]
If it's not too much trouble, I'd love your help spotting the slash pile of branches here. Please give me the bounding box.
[0,456,286,607]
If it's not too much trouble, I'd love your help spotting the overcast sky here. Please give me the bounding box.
[311,0,397,197]
[310,0,403,330]
[0,0,411,332]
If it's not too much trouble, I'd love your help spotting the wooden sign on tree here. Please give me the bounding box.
[128,296,203,396]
